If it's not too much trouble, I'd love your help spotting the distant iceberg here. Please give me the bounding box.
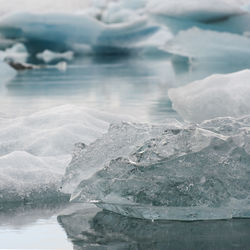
[62,118,250,221]
[169,70,250,122]
[0,12,159,55]
[148,0,244,23]
[163,28,250,67]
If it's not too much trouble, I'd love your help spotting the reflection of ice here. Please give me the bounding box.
[0,202,73,249]
[58,205,250,250]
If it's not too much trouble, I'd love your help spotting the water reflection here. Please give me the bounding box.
[58,205,250,250]
[3,57,250,122]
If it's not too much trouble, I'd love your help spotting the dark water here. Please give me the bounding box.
[1,57,250,249]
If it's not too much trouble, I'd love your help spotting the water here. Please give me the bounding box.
[1,57,250,249]
[1,203,250,249]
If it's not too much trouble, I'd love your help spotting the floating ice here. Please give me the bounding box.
[0,60,16,82]
[0,0,89,17]
[63,118,250,221]
[0,12,159,55]
[164,28,250,63]
[0,105,122,203]
[0,43,28,62]
[169,70,250,122]
[36,50,74,63]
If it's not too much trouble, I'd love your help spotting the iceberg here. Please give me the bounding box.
[169,70,250,122]
[164,28,250,63]
[0,12,159,55]
[0,105,122,203]
[62,117,250,221]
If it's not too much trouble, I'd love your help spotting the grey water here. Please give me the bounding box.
[1,57,250,249]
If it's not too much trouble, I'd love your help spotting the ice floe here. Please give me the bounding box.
[169,69,250,122]
[0,12,159,55]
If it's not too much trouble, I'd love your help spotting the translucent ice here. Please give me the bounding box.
[169,70,250,122]
[63,118,250,221]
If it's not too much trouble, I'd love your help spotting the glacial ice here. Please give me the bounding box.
[169,70,250,122]
[164,28,250,63]
[0,12,159,55]
[62,117,250,221]
[0,105,122,203]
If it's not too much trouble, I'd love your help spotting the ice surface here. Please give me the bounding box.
[64,118,250,221]
[0,105,122,203]
[169,70,250,122]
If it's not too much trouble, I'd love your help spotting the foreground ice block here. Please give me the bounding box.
[169,70,250,122]
[63,118,250,221]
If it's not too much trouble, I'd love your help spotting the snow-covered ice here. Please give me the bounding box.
[169,70,250,122]
[0,105,122,203]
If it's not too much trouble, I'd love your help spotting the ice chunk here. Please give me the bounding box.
[36,50,74,63]
[0,43,28,62]
[164,28,250,63]
[0,105,122,203]
[169,70,250,122]
[62,122,181,194]
[64,118,250,221]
